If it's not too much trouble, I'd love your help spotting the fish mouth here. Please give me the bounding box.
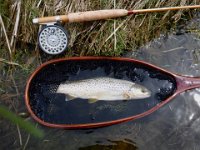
[138,94,151,99]
[145,93,151,98]
[143,88,151,96]
[145,91,151,98]
[140,91,151,99]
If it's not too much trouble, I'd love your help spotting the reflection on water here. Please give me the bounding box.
[124,14,200,150]
[130,33,200,76]
[79,140,137,150]
[193,89,200,107]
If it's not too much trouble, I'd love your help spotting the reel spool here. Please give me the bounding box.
[38,24,68,55]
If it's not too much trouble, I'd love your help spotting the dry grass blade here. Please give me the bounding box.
[23,134,30,150]
[36,0,43,8]
[113,0,117,51]
[10,0,21,50]
[105,19,128,42]
[10,74,20,97]
[0,94,19,101]
[173,0,187,21]
[17,125,23,146]
[0,15,12,56]
[0,58,22,67]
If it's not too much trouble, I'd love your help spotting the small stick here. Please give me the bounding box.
[33,5,200,24]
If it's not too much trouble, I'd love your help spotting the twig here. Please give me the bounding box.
[10,0,21,50]
[163,47,184,53]
[0,15,12,56]
[17,125,23,146]
[23,134,30,150]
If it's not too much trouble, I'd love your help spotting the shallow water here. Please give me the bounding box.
[1,14,200,150]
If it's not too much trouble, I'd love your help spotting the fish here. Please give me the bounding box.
[56,77,151,103]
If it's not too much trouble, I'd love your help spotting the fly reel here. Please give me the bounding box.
[38,24,68,55]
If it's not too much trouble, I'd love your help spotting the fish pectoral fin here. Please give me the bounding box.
[65,94,76,101]
[123,92,131,100]
[88,98,98,104]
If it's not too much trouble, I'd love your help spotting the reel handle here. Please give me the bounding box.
[33,9,128,24]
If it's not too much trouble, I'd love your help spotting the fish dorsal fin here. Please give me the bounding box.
[88,98,98,104]
[65,94,76,101]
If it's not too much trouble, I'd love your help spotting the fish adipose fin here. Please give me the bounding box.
[65,94,76,101]
[88,98,98,104]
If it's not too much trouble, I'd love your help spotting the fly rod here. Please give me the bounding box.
[33,5,200,24]
[33,5,200,55]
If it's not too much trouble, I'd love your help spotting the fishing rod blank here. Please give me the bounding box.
[33,5,200,24]
[33,5,200,55]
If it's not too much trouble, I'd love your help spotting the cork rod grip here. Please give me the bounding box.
[67,9,128,22]
[33,9,128,24]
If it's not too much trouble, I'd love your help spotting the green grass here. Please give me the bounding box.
[0,105,44,138]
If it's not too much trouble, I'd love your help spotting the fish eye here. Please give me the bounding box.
[141,89,146,93]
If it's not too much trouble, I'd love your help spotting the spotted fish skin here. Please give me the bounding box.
[56,77,151,101]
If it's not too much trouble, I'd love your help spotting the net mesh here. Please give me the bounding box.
[28,59,176,124]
